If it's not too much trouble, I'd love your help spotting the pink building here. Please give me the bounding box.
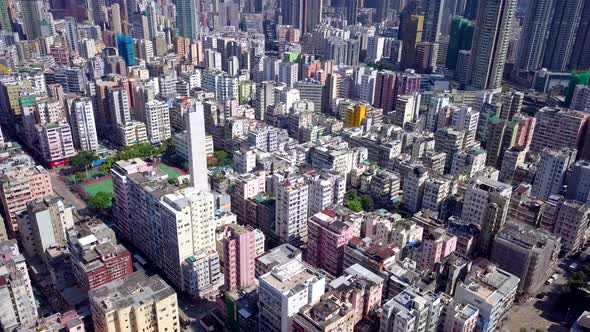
[307,209,355,276]
[230,172,266,224]
[0,166,52,236]
[513,113,536,149]
[418,228,457,271]
[221,224,256,291]
[329,264,384,325]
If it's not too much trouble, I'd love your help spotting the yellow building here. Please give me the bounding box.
[345,104,367,128]
[1,80,32,116]
[89,272,180,332]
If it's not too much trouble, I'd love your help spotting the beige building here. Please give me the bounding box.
[89,271,180,332]
[292,294,355,332]
[0,165,52,236]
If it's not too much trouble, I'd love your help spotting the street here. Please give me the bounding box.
[178,295,217,332]
[48,167,88,220]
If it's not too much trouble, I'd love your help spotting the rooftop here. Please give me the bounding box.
[89,271,175,312]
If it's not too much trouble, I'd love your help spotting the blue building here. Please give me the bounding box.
[116,34,136,66]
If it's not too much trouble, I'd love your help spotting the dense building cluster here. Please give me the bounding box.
[0,0,590,332]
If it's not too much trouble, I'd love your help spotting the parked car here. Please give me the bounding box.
[545,278,554,285]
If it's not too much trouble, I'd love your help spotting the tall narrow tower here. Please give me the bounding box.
[468,0,516,89]
[187,102,209,191]
[515,0,554,72]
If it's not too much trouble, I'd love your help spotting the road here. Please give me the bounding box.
[48,168,87,220]
[500,249,590,332]
[178,295,217,332]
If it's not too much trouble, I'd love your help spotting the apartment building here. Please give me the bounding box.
[0,165,52,236]
[379,285,444,332]
[275,176,309,246]
[258,259,325,332]
[292,294,355,332]
[329,263,384,325]
[0,240,38,330]
[220,224,256,291]
[67,219,133,290]
[491,222,560,294]
[306,209,355,276]
[454,259,519,332]
[89,271,179,332]
[17,197,74,259]
[143,99,171,144]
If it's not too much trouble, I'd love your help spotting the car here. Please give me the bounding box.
[569,263,579,271]
[536,292,545,299]
[545,278,554,285]
[551,273,559,280]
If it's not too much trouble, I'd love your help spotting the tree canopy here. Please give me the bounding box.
[88,191,112,210]
[68,151,98,170]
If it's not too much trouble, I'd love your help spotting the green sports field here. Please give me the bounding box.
[82,178,114,197]
[157,164,186,179]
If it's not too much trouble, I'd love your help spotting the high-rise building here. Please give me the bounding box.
[566,160,590,203]
[543,0,586,71]
[531,107,588,152]
[17,197,73,259]
[70,98,98,151]
[89,272,179,332]
[401,15,424,69]
[306,209,354,276]
[373,72,396,114]
[515,0,554,72]
[304,171,345,216]
[446,17,474,69]
[143,100,171,144]
[36,121,77,165]
[68,219,133,290]
[220,224,256,291]
[0,240,38,330]
[380,285,445,332]
[454,259,519,332]
[186,103,209,190]
[292,294,355,332]
[116,34,135,66]
[22,0,44,40]
[259,259,325,332]
[553,200,590,252]
[571,85,590,113]
[275,176,309,246]
[107,87,131,127]
[485,116,518,168]
[0,0,11,32]
[0,165,52,236]
[64,17,79,53]
[570,1,590,71]
[462,177,512,255]
[422,0,446,43]
[434,128,465,172]
[468,0,516,89]
[176,0,200,40]
[401,166,429,214]
[491,222,560,295]
[532,147,577,201]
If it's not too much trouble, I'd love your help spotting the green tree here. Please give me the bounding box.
[68,151,98,170]
[88,192,112,210]
[360,194,374,211]
[346,199,363,212]
[214,150,233,167]
[345,191,359,202]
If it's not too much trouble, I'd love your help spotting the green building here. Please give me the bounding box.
[565,71,590,107]
[446,17,475,70]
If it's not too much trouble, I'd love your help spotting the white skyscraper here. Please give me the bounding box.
[187,102,209,191]
[144,100,171,144]
[70,98,98,151]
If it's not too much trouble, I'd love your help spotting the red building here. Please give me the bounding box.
[67,219,134,290]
